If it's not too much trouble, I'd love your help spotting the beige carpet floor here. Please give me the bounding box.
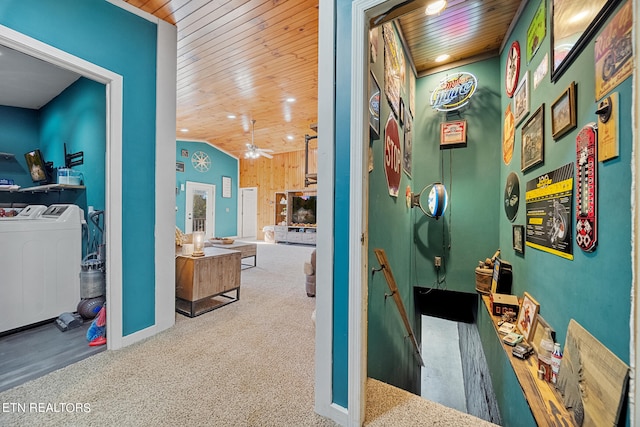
[0,242,498,427]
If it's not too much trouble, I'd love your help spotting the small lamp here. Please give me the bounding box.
[192,231,205,257]
[411,182,448,219]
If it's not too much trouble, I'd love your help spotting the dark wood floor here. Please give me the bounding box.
[0,320,105,393]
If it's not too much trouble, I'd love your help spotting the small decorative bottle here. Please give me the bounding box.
[551,342,563,384]
[538,328,554,382]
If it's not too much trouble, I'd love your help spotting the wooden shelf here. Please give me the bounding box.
[0,152,15,160]
[481,295,576,427]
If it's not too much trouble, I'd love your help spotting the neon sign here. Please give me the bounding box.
[430,72,478,111]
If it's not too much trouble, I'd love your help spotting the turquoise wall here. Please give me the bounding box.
[0,0,160,335]
[414,59,501,292]
[175,140,239,237]
[40,77,106,214]
[0,106,39,192]
[484,0,633,424]
[499,0,632,361]
[0,78,106,256]
[366,23,422,394]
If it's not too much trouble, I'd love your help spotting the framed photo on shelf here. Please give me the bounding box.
[531,314,555,355]
[513,225,525,254]
[369,71,381,139]
[517,292,539,341]
[551,81,577,140]
[513,72,529,126]
[521,104,544,172]
[440,120,467,149]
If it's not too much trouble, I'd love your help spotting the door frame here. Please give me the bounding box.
[185,181,216,239]
[0,13,176,350]
[238,187,258,238]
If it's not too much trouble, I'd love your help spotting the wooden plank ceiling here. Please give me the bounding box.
[125,0,521,157]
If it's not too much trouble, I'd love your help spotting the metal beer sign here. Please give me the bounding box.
[384,113,401,197]
[430,72,478,111]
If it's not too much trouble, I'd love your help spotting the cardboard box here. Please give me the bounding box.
[491,293,519,317]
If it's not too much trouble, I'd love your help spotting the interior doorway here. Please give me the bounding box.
[185,181,215,238]
[239,187,257,238]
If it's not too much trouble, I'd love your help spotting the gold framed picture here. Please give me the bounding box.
[551,81,577,140]
[517,292,539,341]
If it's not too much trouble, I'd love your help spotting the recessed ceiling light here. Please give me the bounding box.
[287,135,294,141]
[435,54,450,63]
[227,114,236,119]
[180,128,189,133]
[425,0,447,15]
[286,97,296,103]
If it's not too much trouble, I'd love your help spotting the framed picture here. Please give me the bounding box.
[513,225,525,254]
[181,149,189,158]
[517,292,539,341]
[526,0,546,63]
[440,120,467,149]
[176,161,185,172]
[513,71,529,126]
[521,104,544,172]
[399,97,405,126]
[551,0,622,82]
[531,314,555,355]
[551,82,577,140]
[369,71,381,139]
[222,176,232,198]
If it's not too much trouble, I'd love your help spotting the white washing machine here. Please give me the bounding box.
[0,204,47,221]
[0,204,84,333]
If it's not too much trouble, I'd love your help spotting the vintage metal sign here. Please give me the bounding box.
[384,113,401,197]
[430,72,478,111]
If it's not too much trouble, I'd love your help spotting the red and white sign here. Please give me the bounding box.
[384,113,401,197]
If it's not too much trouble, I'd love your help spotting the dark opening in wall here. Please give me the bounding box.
[414,287,478,323]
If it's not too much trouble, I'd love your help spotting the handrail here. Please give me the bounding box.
[373,248,424,366]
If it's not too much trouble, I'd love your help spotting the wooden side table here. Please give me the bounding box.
[175,247,241,317]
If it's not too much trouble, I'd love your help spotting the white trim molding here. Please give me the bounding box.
[630,0,639,423]
[154,19,178,335]
[316,0,341,424]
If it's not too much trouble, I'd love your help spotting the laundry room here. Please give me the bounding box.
[0,46,107,389]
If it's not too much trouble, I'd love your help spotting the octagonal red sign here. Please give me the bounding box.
[384,113,401,197]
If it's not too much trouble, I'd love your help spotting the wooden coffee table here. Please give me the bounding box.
[208,240,257,269]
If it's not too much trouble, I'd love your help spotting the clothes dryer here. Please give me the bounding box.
[0,204,84,333]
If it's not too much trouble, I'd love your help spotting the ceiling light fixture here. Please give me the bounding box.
[286,97,296,103]
[435,54,450,63]
[425,0,447,15]
[244,120,274,159]
[227,114,236,119]
[180,128,189,133]
[287,135,294,141]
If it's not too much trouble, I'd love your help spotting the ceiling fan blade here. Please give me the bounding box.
[260,148,275,152]
[259,151,273,159]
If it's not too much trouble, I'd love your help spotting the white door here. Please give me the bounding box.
[240,187,258,238]
[185,181,215,238]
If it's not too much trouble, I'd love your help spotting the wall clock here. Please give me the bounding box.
[191,151,211,172]
[505,41,521,98]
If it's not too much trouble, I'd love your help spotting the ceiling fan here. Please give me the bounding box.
[244,119,274,159]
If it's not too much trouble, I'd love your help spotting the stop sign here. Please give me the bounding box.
[384,113,401,197]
